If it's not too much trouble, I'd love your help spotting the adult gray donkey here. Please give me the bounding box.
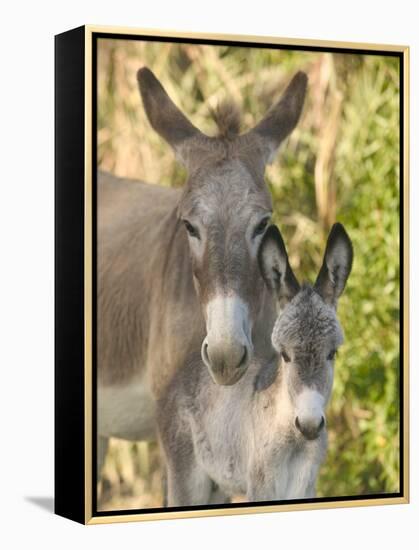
[97,67,308,478]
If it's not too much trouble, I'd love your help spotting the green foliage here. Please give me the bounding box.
[317,55,400,496]
[98,41,400,504]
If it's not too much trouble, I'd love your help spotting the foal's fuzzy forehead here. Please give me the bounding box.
[272,286,343,351]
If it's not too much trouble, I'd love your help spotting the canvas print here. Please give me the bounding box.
[95,36,402,514]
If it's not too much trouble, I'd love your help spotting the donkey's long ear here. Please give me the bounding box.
[258,225,300,309]
[137,68,205,165]
[314,223,353,307]
[248,71,308,165]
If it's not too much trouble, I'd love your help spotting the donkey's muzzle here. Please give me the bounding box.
[202,294,253,385]
[295,415,325,441]
[201,339,250,385]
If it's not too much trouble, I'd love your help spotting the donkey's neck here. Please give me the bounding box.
[140,192,206,396]
[251,357,295,427]
[252,356,280,393]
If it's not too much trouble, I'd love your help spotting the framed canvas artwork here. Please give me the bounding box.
[55,25,409,524]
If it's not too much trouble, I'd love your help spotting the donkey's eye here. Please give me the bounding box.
[327,349,337,361]
[183,220,200,239]
[281,351,291,363]
[252,218,269,239]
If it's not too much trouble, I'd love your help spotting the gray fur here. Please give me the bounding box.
[158,224,353,505]
[97,69,307,478]
[211,100,242,138]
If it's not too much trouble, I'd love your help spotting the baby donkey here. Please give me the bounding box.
[158,223,353,506]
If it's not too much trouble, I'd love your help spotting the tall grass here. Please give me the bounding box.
[97,39,400,508]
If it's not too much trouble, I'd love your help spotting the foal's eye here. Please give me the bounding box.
[252,217,269,239]
[281,351,291,363]
[183,220,200,239]
[327,349,337,361]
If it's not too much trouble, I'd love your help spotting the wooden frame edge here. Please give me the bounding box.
[84,26,93,525]
[82,27,410,525]
[84,24,408,52]
[86,497,409,525]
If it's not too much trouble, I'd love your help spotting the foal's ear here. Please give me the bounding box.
[137,68,204,166]
[314,223,353,307]
[258,225,300,308]
[248,71,308,165]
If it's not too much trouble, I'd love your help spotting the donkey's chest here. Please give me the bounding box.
[191,402,251,494]
[191,397,281,495]
[194,436,248,495]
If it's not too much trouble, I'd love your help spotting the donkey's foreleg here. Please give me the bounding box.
[166,459,213,507]
[161,466,168,508]
[161,423,212,506]
[284,447,323,499]
[209,482,230,505]
[247,459,288,502]
[247,444,295,502]
[97,435,109,482]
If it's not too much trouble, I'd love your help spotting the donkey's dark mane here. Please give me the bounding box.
[211,100,241,139]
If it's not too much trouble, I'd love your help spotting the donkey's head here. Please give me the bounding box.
[259,223,353,440]
[137,68,307,385]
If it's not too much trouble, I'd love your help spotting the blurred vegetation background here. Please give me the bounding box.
[97,38,400,511]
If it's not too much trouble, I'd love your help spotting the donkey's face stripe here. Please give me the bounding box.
[203,294,253,384]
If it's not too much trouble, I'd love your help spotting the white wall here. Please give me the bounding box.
[0,0,416,548]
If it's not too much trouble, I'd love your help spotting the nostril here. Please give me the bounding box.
[201,340,210,366]
[295,416,302,432]
[318,416,325,431]
[237,346,248,368]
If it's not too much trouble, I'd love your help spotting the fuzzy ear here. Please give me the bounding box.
[248,71,308,165]
[137,68,205,165]
[258,225,300,308]
[314,223,353,307]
